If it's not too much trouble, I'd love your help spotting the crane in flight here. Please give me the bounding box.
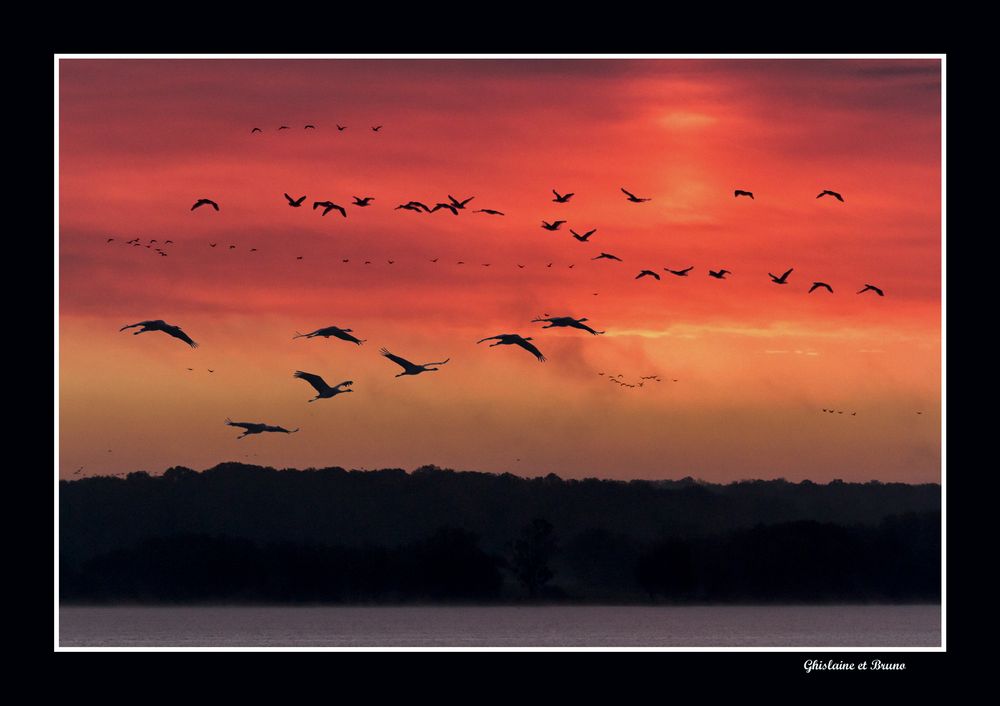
[769,268,794,285]
[119,320,197,348]
[225,419,299,439]
[531,316,604,335]
[292,371,354,402]
[477,334,546,362]
[293,326,365,345]
[191,198,219,212]
[857,284,885,296]
[621,187,651,203]
[380,348,450,377]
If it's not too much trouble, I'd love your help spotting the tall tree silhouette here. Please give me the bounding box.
[510,518,557,598]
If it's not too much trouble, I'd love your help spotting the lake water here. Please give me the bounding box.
[59,605,940,647]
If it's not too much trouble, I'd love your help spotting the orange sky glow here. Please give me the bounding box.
[58,58,942,482]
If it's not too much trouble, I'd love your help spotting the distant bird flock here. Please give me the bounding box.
[99,121,898,442]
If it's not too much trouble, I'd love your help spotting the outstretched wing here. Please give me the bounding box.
[333,205,347,218]
[380,347,416,371]
[225,419,257,431]
[334,329,364,344]
[781,268,794,280]
[515,338,546,362]
[285,193,297,204]
[621,187,637,199]
[293,370,331,394]
[477,335,502,344]
[164,325,198,348]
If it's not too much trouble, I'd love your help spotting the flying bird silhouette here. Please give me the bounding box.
[396,202,428,213]
[431,203,459,216]
[817,190,845,202]
[570,228,596,242]
[448,195,474,209]
[857,284,885,296]
[636,270,660,280]
[285,193,307,208]
[541,220,566,231]
[304,124,316,130]
[313,201,347,217]
[621,187,651,203]
[809,282,834,293]
[337,125,346,131]
[251,127,262,134]
[474,209,505,215]
[477,334,546,362]
[371,125,383,132]
[106,238,115,243]
[209,243,217,248]
[552,190,574,203]
[293,326,365,345]
[352,196,375,207]
[734,190,754,199]
[531,316,604,335]
[225,419,299,439]
[380,348,450,377]
[119,320,197,347]
[191,199,219,212]
[665,266,694,277]
[278,126,290,130]
[293,371,353,402]
[593,252,622,262]
[708,269,731,279]
[769,268,794,285]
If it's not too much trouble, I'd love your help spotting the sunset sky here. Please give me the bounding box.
[57,58,942,483]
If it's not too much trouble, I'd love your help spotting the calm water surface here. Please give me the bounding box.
[59,605,940,647]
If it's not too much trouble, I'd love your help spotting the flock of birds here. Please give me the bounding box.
[106,185,886,298]
[95,122,900,443]
[117,312,610,438]
[249,124,382,133]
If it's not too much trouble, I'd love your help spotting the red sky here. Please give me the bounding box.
[58,58,942,482]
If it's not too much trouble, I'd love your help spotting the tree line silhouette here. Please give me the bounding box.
[60,464,940,603]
